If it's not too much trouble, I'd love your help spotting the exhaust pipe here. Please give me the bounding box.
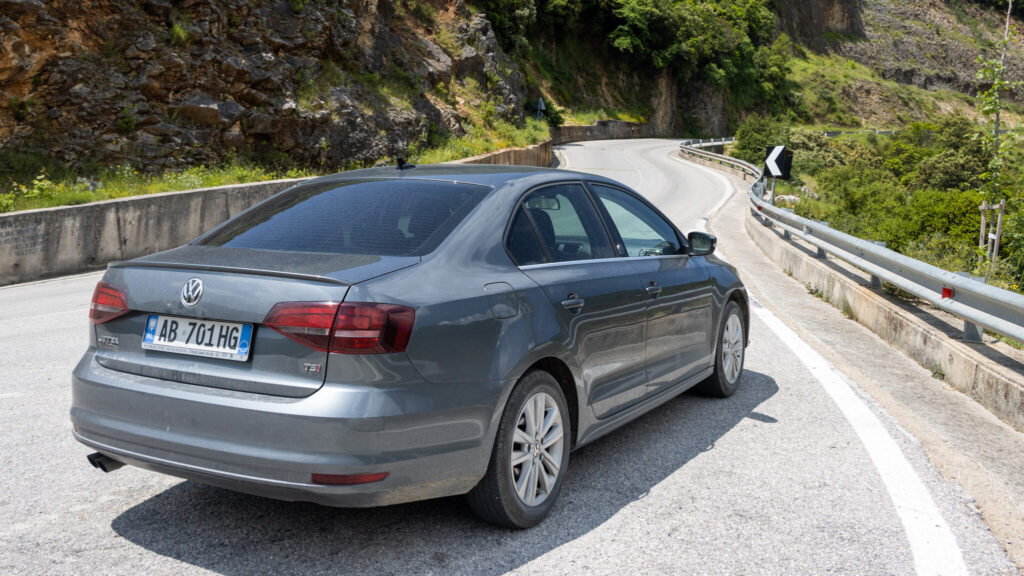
[87,452,124,473]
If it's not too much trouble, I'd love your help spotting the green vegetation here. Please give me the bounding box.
[169,16,190,47]
[0,160,318,213]
[410,117,549,164]
[733,114,1024,293]
[479,0,793,116]
[785,50,1009,128]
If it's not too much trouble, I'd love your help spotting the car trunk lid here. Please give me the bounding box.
[91,246,418,397]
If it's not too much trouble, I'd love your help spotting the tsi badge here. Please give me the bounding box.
[181,278,203,307]
[303,363,322,374]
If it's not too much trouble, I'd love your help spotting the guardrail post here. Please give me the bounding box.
[869,241,886,287]
[954,272,985,342]
[813,222,830,258]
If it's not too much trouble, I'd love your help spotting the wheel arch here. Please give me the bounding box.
[523,356,580,449]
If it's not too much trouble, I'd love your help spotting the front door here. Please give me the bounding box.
[588,183,713,397]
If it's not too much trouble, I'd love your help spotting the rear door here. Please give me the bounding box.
[588,183,713,397]
[508,183,649,419]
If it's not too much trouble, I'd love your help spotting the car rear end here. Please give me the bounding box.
[71,175,500,506]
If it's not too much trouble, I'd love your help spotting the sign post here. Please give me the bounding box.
[764,145,793,205]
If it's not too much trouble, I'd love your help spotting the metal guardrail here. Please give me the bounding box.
[679,138,1024,344]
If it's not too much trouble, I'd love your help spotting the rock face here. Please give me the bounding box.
[776,0,1024,99]
[0,0,526,171]
[776,0,865,49]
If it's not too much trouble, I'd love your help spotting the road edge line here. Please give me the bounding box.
[750,300,968,576]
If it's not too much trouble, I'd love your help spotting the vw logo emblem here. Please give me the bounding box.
[181,278,203,307]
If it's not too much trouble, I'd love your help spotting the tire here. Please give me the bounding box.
[695,300,746,398]
[466,369,571,528]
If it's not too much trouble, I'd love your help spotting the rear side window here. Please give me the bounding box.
[198,179,488,256]
[506,183,615,265]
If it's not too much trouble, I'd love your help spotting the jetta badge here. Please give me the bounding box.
[181,278,203,307]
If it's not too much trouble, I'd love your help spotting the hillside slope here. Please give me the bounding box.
[2,0,1024,186]
[0,0,524,173]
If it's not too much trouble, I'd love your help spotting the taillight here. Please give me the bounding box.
[263,302,339,352]
[263,302,415,354]
[331,303,415,354]
[90,281,128,324]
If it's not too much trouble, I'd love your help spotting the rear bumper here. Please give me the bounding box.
[71,351,504,507]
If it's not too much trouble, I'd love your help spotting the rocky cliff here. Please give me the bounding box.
[778,0,1024,99]
[0,0,523,171]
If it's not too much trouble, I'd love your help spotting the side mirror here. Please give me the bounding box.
[687,231,717,256]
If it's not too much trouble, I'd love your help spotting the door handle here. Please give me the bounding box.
[561,293,585,312]
[645,283,662,297]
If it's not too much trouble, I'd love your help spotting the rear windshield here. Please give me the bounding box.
[197,179,489,256]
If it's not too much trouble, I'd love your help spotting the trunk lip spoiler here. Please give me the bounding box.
[108,260,351,286]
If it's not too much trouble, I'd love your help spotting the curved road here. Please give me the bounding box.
[0,139,1016,575]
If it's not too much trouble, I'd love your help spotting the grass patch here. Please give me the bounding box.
[410,117,550,164]
[561,108,647,126]
[788,52,1014,127]
[0,160,318,213]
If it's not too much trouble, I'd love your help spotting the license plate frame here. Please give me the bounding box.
[141,314,253,362]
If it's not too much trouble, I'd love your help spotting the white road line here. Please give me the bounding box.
[669,152,736,233]
[750,300,968,576]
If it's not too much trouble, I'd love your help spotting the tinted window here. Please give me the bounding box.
[590,184,682,257]
[507,207,546,266]
[198,179,488,256]
[510,183,615,263]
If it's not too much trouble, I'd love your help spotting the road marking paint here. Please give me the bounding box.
[750,300,968,576]
[669,152,737,232]
[0,392,23,399]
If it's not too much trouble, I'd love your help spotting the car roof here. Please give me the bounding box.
[300,164,624,189]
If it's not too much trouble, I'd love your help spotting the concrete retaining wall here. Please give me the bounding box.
[1,122,654,286]
[0,179,310,286]
[454,140,553,166]
[0,138,563,287]
[746,210,1024,433]
[550,121,655,145]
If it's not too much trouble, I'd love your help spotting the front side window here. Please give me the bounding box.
[590,184,683,257]
[506,183,615,265]
[198,179,488,256]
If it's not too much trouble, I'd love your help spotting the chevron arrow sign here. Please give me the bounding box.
[764,146,793,180]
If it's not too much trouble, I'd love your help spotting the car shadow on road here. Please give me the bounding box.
[111,370,779,575]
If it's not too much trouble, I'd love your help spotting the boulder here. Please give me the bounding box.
[176,95,220,127]
[217,101,245,126]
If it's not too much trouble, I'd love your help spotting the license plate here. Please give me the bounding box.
[142,315,253,362]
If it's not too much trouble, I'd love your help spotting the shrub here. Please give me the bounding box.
[732,114,789,165]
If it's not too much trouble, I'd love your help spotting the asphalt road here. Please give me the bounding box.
[0,139,1016,575]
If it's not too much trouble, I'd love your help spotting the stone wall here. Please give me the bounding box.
[550,121,655,145]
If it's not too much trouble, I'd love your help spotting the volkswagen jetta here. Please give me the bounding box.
[71,164,748,528]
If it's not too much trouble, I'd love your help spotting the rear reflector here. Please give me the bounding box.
[263,301,415,354]
[311,472,389,485]
[90,281,128,324]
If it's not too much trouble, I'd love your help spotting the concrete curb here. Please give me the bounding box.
[745,209,1024,433]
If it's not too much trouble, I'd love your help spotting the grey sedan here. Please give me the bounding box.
[72,164,748,528]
